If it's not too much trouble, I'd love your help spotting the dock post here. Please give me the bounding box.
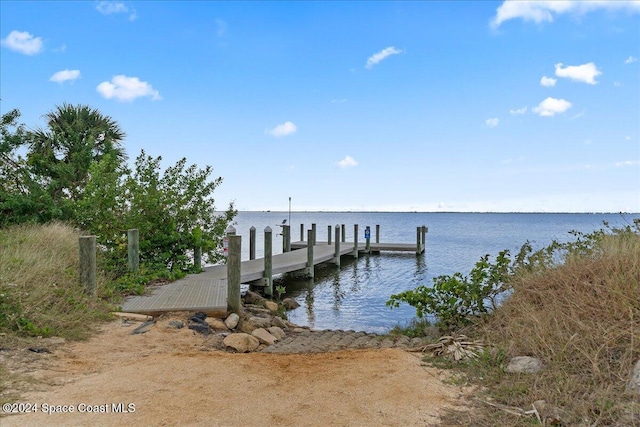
[306,229,314,279]
[416,226,422,255]
[333,224,340,267]
[226,226,241,314]
[421,225,428,253]
[365,226,371,253]
[311,223,317,246]
[249,226,256,260]
[194,246,202,271]
[352,224,359,258]
[79,236,96,296]
[300,224,304,241]
[341,224,346,242]
[327,225,332,245]
[282,225,291,252]
[376,225,380,244]
[263,226,273,296]
[127,229,139,272]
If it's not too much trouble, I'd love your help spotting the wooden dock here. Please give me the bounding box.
[120,224,427,317]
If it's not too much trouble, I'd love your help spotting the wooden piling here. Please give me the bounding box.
[300,224,304,241]
[249,226,256,260]
[263,226,273,296]
[365,226,371,253]
[416,226,422,255]
[421,225,428,253]
[79,236,96,296]
[376,225,380,244]
[194,246,202,271]
[306,229,314,279]
[327,225,332,245]
[227,233,241,314]
[127,229,139,272]
[333,224,341,267]
[311,223,317,246]
[282,224,291,252]
[341,224,346,242]
[352,224,359,258]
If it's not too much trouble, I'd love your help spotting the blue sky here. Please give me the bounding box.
[1,1,639,212]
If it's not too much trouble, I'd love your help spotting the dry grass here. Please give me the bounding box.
[0,222,112,341]
[442,230,640,426]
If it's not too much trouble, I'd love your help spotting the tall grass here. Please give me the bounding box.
[0,222,112,340]
[449,226,640,425]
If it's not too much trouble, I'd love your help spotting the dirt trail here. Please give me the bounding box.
[1,319,469,427]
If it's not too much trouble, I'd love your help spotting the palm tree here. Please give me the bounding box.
[27,103,127,201]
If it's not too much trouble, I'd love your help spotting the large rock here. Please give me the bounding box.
[505,356,544,374]
[206,318,228,330]
[267,326,286,340]
[282,298,300,310]
[271,316,288,329]
[244,290,264,305]
[249,316,272,329]
[264,300,279,312]
[252,328,278,345]
[224,313,240,329]
[627,359,640,395]
[223,333,260,353]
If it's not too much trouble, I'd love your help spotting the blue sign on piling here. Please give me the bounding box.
[365,227,370,239]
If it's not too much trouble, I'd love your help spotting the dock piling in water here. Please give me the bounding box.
[263,226,273,296]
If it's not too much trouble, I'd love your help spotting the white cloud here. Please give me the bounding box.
[615,160,640,167]
[96,1,137,21]
[96,75,161,102]
[555,62,602,84]
[533,97,572,117]
[625,56,638,64]
[49,69,81,83]
[491,0,640,29]
[365,46,403,69]
[510,106,527,115]
[1,30,43,55]
[625,136,632,141]
[266,121,297,137]
[485,118,500,128]
[540,76,557,87]
[337,155,358,168]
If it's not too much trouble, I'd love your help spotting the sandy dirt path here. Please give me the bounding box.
[1,320,468,427]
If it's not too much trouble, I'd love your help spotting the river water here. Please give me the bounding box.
[229,212,638,333]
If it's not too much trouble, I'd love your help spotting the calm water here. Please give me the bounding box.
[229,212,639,333]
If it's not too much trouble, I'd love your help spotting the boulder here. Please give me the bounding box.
[282,298,300,310]
[271,316,288,329]
[264,300,279,312]
[505,356,544,374]
[267,326,286,340]
[244,290,264,305]
[223,333,260,353]
[224,313,240,329]
[249,316,272,329]
[205,318,228,330]
[626,359,640,395]
[239,320,257,334]
[252,328,278,345]
[166,320,184,329]
[188,323,211,335]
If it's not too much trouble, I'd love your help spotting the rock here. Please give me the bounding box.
[533,400,569,425]
[205,318,228,330]
[192,311,207,321]
[252,328,278,345]
[239,320,257,334]
[223,333,260,353]
[249,316,272,329]
[244,290,264,305]
[166,320,184,329]
[267,326,286,340]
[282,298,300,310]
[264,301,279,312]
[271,316,288,329]
[131,320,155,335]
[188,323,211,335]
[505,356,544,374]
[224,313,239,329]
[626,359,640,395]
[292,327,307,333]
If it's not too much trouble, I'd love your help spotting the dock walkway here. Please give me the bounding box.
[121,225,426,316]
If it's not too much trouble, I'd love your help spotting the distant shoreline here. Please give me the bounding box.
[230,210,640,215]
